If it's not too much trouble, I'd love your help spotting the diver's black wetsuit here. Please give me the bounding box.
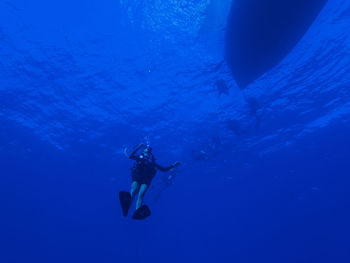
[130,153,174,186]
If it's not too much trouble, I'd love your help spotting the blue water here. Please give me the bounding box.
[1,0,350,262]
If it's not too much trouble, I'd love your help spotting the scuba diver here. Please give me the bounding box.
[119,143,180,220]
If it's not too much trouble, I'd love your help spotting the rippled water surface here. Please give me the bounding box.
[1,0,350,262]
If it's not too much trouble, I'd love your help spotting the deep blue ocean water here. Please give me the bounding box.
[1,0,350,262]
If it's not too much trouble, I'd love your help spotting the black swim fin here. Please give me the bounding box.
[132,205,151,220]
[119,191,132,217]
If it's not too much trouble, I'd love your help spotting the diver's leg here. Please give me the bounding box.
[130,181,140,201]
[136,184,149,210]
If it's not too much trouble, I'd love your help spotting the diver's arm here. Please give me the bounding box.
[155,161,180,172]
[129,143,144,159]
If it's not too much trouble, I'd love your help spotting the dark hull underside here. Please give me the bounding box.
[226,0,328,89]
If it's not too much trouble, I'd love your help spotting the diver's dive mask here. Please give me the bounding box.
[141,145,152,159]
